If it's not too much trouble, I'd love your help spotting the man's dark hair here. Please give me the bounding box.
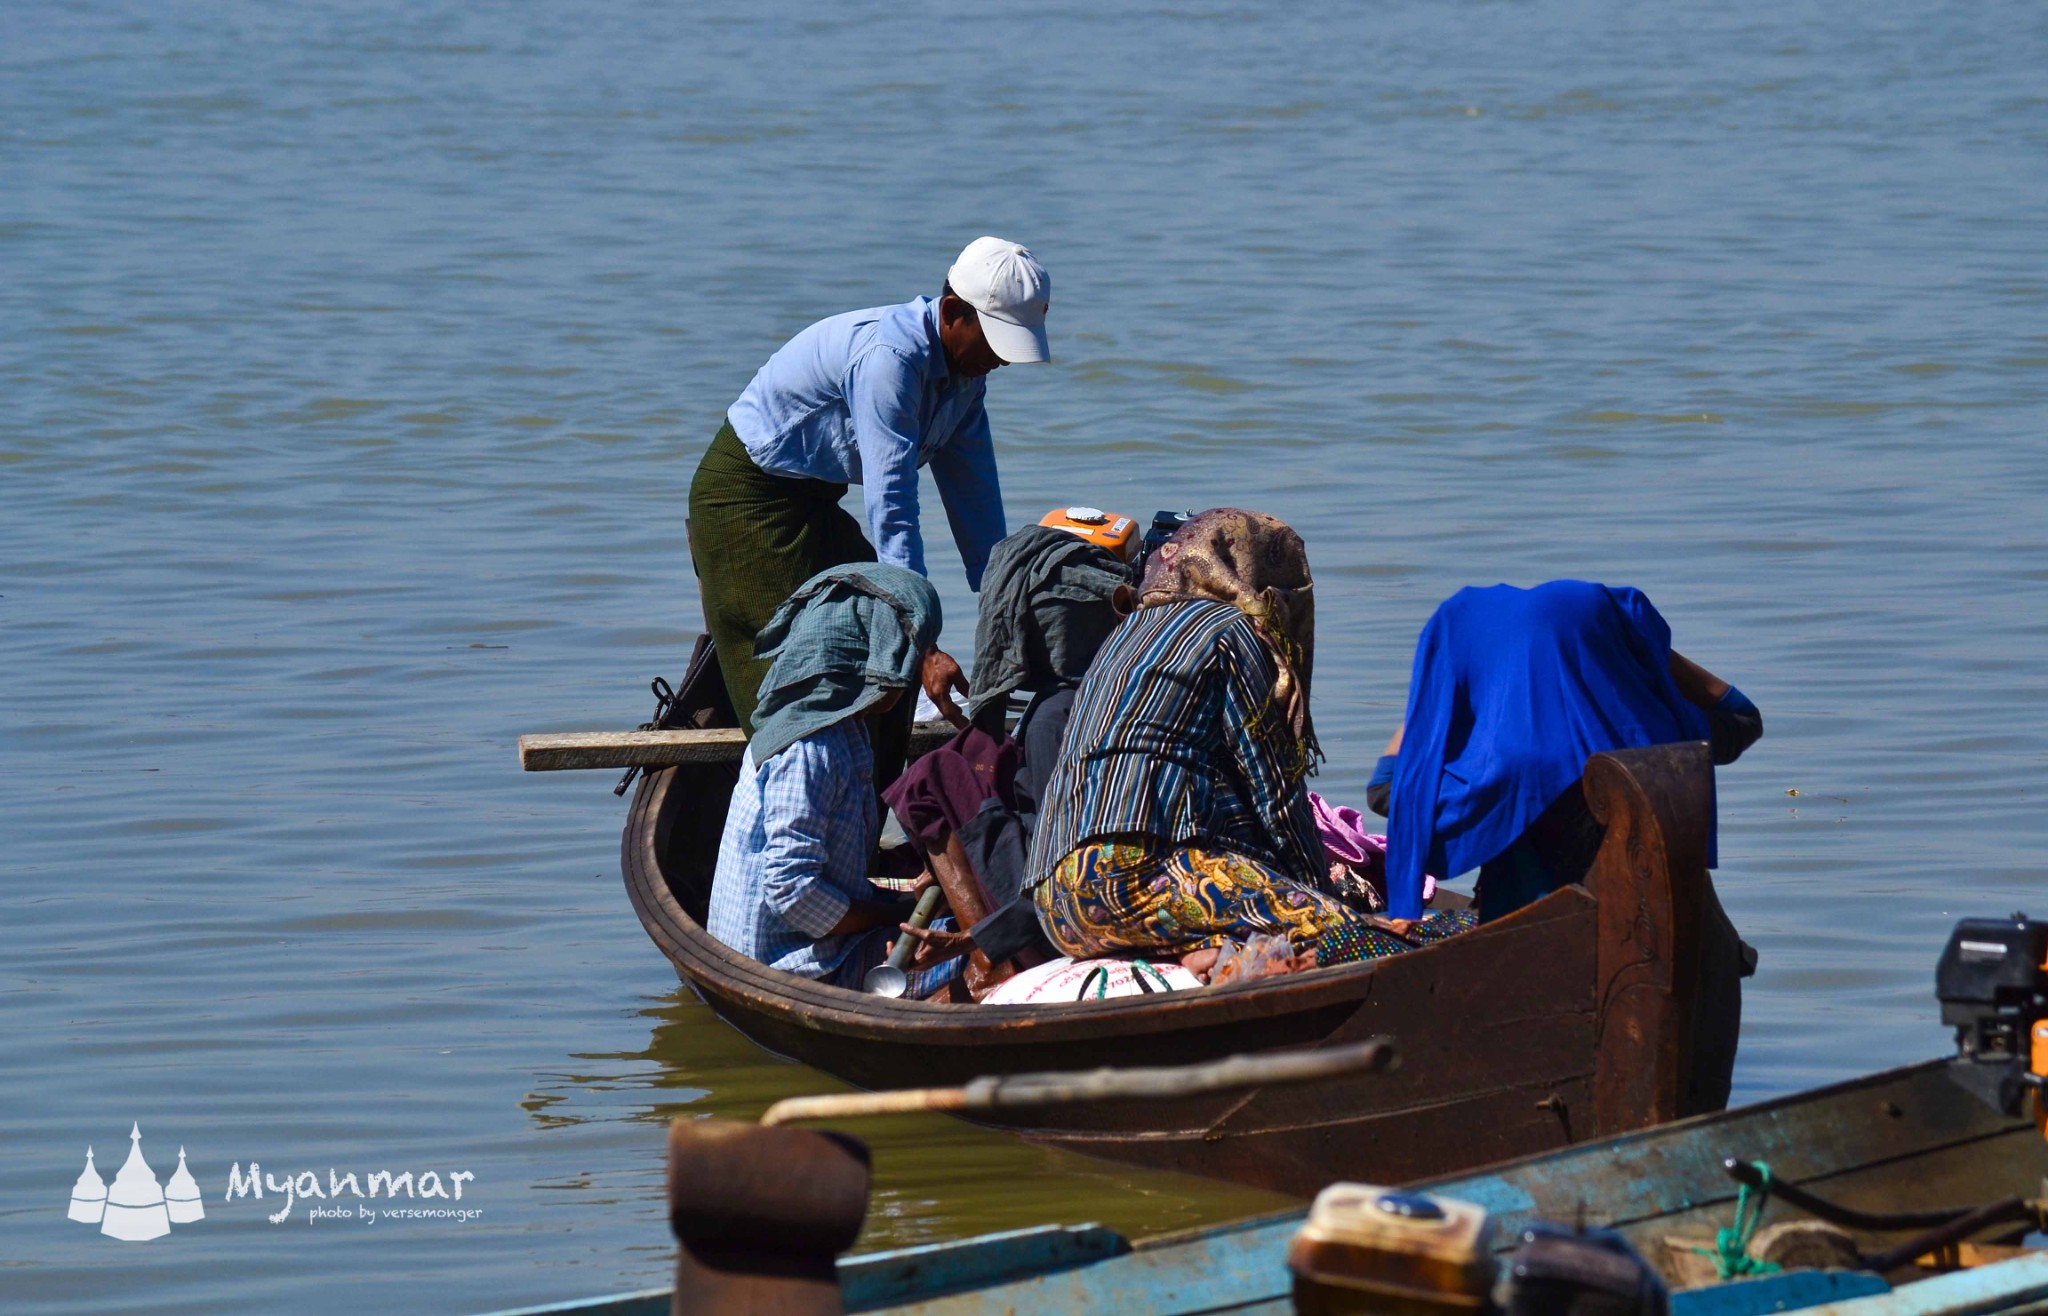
[940,282,975,316]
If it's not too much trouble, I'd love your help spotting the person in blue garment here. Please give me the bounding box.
[1367,580,1764,925]
[706,562,970,998]
[688,236,1053,735]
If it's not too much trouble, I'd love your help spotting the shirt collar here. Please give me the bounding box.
[921,296,952,386]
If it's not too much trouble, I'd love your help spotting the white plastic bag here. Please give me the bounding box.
[983,956,1202,1004]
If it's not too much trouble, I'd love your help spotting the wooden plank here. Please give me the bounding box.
[521,720,956,771]
[838,1224,1130,1311]
[477,1290,670,1316]
[1798,1254,2048,1316]
[522,727,748,770]
[874,1214,1304,1315]
[1671,1272,1890,1316]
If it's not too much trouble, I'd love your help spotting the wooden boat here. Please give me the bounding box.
[608,639,1752,1198]
[481,1055,2048,1316]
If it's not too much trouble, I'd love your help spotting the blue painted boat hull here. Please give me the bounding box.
[479,1057,2044,1315]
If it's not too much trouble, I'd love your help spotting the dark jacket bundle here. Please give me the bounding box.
[881,525,1128,965]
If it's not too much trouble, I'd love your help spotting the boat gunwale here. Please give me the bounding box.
[622,756,1595,1043]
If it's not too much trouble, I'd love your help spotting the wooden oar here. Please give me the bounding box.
[758,1037,1397,1126]
[518,719,958,771]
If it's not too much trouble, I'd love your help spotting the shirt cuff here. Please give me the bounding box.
[1366,753,1397,817]
[1707,684,1763,765]
[1716,684,1758,718]
[969,899,1052,963]
[776,880,853,941]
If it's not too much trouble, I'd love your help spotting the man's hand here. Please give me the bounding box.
[890,923,976,971]
[920,648,970,728]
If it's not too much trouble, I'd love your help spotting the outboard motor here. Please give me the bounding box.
[1936,913,2048,1131]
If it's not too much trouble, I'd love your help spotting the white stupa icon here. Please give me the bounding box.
[100,1123,172,1242]
[67,1146,108,1224]
[166,1147,204,1224]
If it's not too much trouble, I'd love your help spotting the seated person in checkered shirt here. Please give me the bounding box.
[706,562,968,998]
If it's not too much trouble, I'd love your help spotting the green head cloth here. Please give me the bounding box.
[748,562,942,764]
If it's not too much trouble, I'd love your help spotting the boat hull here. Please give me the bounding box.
[622,716,1743,1196]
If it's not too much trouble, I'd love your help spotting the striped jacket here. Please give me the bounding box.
[1026,599,1324,889]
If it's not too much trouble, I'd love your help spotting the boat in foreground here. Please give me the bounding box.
[480,1052,2048,1316]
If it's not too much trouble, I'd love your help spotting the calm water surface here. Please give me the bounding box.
[5,1,2046,1311]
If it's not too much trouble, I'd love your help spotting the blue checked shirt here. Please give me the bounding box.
[726,296,1007,589]
[707,720,886,980]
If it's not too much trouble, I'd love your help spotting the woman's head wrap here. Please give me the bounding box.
[967,525,1128,724]
[1136,508,1318,758]
[748,562,941,763]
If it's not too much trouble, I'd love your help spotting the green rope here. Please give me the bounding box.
[1693,1161,1783,1281]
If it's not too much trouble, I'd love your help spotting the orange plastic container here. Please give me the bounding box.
[1038,506,1138,561]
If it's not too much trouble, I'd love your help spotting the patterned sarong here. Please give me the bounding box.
[1034,839,1474,968]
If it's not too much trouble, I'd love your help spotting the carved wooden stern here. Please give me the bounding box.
[1585,741,1741,1136]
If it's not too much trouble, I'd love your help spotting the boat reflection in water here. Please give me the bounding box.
[519,990,1298,1254]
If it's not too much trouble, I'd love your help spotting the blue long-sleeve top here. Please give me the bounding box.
[1382,582,1726,921]
[1364,686,1760,818]
[726,296,1007,589]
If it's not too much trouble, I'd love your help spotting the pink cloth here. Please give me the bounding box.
[1310,792,1435,904]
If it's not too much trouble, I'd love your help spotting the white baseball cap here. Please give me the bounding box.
[946,236,1051,364]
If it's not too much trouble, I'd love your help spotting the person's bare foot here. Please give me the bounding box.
[1180,947,1221,982]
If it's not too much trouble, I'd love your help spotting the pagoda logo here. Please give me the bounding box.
[67,1124,203,1241]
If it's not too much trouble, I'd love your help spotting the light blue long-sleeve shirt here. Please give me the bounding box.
[726,296,1007,590]
[707,721,883,981]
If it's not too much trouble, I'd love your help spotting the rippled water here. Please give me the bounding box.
[5,1,2046,1311]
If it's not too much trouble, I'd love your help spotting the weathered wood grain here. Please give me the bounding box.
[522,727,748,770]
[520,720,956,771]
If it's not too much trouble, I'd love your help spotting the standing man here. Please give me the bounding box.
[689,236,1052,733]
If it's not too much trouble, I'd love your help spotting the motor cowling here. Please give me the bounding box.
[1937,914,2048,1117]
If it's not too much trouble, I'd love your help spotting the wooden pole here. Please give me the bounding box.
[758,1037,1397,1127]
[519,720,957,772]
